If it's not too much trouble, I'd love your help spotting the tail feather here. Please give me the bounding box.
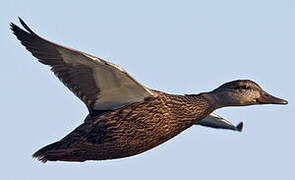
[33,141,84,163]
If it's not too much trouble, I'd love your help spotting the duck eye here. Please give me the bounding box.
[232,85,250,90]
[240,85,250,90]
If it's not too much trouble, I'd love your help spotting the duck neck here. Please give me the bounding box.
[199,91,224,110]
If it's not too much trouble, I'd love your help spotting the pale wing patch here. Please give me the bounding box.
[12,18,155,112]
[57,47,154,110]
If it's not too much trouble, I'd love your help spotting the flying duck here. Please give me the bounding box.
[11,18,288,162]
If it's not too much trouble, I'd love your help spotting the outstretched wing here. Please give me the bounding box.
[197,113,243,132]
[11,18,154,111]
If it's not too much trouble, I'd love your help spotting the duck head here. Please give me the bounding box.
[207,80,288,109]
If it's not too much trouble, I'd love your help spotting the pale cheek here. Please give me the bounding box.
[247,91,260,103]
[240,91,259,104]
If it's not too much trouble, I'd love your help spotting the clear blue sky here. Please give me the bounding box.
[1,0,294,179]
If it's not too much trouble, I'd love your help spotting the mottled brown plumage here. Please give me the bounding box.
[34,92,213,162]
[11,18,288,163]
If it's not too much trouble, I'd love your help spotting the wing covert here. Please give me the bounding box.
[11,18,154,111]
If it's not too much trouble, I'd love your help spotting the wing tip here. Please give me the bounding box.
[10,17,36,36]
[236,122,243,132]
[18,17,36,35]
[10,21,19,34]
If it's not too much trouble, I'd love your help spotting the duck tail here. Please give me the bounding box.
[33,141,83,163]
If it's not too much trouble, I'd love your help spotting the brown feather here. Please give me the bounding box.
[33,92,213,162]
[11,20,101,111]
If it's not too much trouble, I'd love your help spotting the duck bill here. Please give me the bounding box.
[257,91,288,105]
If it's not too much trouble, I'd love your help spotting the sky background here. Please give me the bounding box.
[1,0,294,179]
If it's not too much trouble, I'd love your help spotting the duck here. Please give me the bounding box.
[10,18,288,162]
